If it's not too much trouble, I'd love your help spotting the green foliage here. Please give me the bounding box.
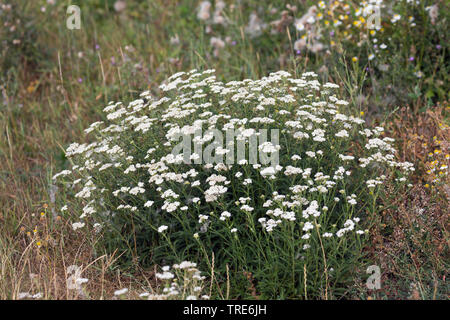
[54,70,413,299]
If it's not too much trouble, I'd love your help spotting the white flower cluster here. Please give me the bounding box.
[141,261,208,300]
[54,69,413,252]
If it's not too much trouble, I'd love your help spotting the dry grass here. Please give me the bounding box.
[0,206,160,299]
[363,103,449,299]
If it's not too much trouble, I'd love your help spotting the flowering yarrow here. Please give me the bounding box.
[54,69,413,271]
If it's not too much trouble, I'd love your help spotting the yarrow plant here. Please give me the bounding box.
[54,69,414,298]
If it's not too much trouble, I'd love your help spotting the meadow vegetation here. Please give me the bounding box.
[0,0,448,299]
